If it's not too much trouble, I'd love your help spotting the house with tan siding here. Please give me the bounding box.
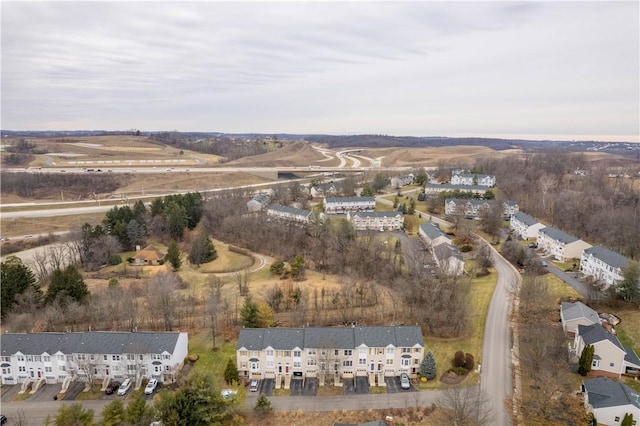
[537,226,592,262]
[509,212,545,240]
[582,377,640,426]
[560,301,600,338]
[572,324,640,378]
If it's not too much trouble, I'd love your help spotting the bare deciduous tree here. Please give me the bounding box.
[436,386,494,426]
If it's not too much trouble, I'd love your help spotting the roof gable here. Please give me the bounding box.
[561,301,599,324]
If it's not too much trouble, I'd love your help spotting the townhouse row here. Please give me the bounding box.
[444,198,519,219]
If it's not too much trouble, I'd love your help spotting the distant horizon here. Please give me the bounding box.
[2,129,638,144]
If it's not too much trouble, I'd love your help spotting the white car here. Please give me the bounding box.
[117,378,131,396]
[249,380,259,392]
[400,373,411,390]
[144,379,158,395]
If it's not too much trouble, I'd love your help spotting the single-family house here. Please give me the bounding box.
[348,211,404,231]
[582,377,640,426]
[572,324,640,378]
[537,227,592,262]
[267,204,314,224]
[390,174,414,189]
[424,183,488,196]
[132,245,166,266]
[324,197,375,214]
[580,246,630,289]
[560,301,600,338]
[432,242,465,276]
[247,192,271,212]
[510,212,545,240]
[450,173,496,187]
[236,326,424,388]
[418,222,452,249]
[0,331,189,386]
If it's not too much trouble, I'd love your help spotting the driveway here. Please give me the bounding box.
[384,376,416,393]
[1,385,21,402]
[543,261,594,299]
[28,383,62,402]
[347,376,369,395]
[302,378,318,396]
[62,381,85,401]
[260,378,275,396]
[289,378,303,396]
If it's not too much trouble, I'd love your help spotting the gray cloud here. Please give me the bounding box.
[1,1,638,141]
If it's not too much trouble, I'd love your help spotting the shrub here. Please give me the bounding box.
[459,244,473,253]
[109,254,122,265]
[453,351,466,368]
[447,367,468,376]
[465,353,475,371]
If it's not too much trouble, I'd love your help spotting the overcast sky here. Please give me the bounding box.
[1,1,639,142]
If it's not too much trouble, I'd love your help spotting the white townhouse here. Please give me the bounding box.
[0,332,188,386]
[247,192,271,212]
[510,211,545,240]
[236,326,424,388]
[537,226,592,262]
[418,222,452,249]
[267,204,314,224]
[582,377,640,426]
[444,199,519,219]
[450,172,496,187]
[432,242,465,276]
[572,324,640,378]
[348,211,404,231]
[580,246,630,289]
[424,183,488,196]
[560,301,600,338]
[390,174,414,189]
[324,197,375,214]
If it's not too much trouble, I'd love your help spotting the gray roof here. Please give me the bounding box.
[250,193,270,203]
[453,173,494,179]
[511,211,538,227]
[433,242,463,261]
[325,197,375,204]
[445,198,488,206]
[503,200,518,207]
[419,222,447,240]
[624,346,640,368]
[584,377,640,410]
[237,326,423,350]
[351,212,402,218]
[267,204,312,218]
[539,226,579,244]
[560,301,599,324]
[578,324,625,353]
[0,332,183,356]
[583,246,629,270]
[425,183,487,191]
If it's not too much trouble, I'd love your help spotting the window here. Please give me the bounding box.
[152,354,161,360]
[414,348,420,353]
[308,349,316,356]
[615,417,620,422]
[609,362,614,367]
[250,351,259,357]
[139,355,143,361]
[43,356,51,362]
[165,365,171,371]
[359,358,366,365]
[104,355,108,361]
[45,366,52,373]
[163,354,170,360]
[76,354,86,361]
[58,355,65,361]
[26,356,33,362]
[386,359,393,365]
[294,361,301,368]
[17,356,25,362]
[402,348,410,354]
[113,355,121,361]
[2,368,10,375]
[293,350,301,358]
[344,350,352,356]
[386,348,394,355]
[250,361,259,370]
[284,351,291,357]
[128,365,136,372]
[592,359,600,368]
[18,366,26,372]
[402,358,410,367]
[127,354,135,361]
[241,362,247,369]
[60,366,66,372]
[307,359,316,366]
[266,350,274,357]
[0,356,9,362]
[276,351,283,357]
[342,360,352,367]
[239,351,247,357]
[414,359,419,364]
[154,365,162,373]
[335,350,339,356]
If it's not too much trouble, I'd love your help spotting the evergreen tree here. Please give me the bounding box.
[124,393,154,425]
[578,344,594,376]
[49,403,94,426]
[408,198,416,215]
[420,350,437,380]
[1,255,41,318]
[621,413,634,426]
[617,261,640,303]
[290,254,306,281]
[101,399,125,426]
[254,394,272,414]
[223,359,239,385]
[46,265,89,305]
[166,240,182,270]
[256,302,275,327]
[240,295,259,328]
[188,232,217,266]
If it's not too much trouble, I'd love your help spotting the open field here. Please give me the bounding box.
[0,213,105,246]
[363,145,507,168]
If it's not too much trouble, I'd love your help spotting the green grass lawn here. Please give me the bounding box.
[187,330,238,388]
[615,308,640,354]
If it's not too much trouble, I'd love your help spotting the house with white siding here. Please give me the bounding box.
[560,301,600,338]
[348,211,404,231]
[444,199,519,219]
[510,212,545,240]
[0,332,188,388]
[432,243,465,276]
[537,226,592,262]
[418,222,452,249]
[267,204,314,224]
[324,197,375,215]
[580,246,630,289]
[582,377,640,426]
[450,173,496,187]
[572,324,640,378]
[247,192,271,212]
[424,183,488,196]
[236,326,424,388]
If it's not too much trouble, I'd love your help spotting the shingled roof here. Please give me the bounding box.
[237,326,423,351]
[1,332,182,356]
[511,211,538,226]
[539,226,579,244]
[584,377,640,410]
[578,324,626,353]
[583,246,629,270]
[561,301,599,324]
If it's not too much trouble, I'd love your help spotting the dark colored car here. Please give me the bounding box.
[1,414,8,424]
[105,381,121,395]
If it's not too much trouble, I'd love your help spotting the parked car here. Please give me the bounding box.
[400,373,411,390]
[105,380,121,395]
[144,379,158,395]
[249,380,259,392]
[541,260,548,267]
[0,414,7,425]
[117,378,131,396]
